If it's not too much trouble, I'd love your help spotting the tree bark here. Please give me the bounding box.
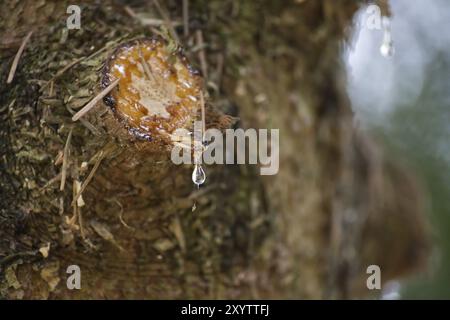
[0,0,429,299]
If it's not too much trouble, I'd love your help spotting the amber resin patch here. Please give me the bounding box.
[102,38,202,141]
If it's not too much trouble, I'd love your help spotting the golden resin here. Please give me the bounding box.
[103,38,202,140]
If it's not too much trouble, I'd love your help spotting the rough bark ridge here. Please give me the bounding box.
[0,0,428,299]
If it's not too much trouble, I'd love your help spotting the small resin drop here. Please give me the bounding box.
[380,41,395,58]
[380,17,395,58]
[192,164,206,187]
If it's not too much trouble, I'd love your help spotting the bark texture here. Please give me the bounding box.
[0,0,429,299]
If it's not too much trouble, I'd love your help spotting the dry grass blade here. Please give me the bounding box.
[124,5,137,18]
[138,46,157,83]
[152,0,180,43]
[7,31,33,84]
[60,128,73,191]
[183,0,189,37]
[125,5,178,26]
[73,180,86,238]
[72,78,120,121]
[40,172,62,193]
[71,151,105,206]
[195,30,208,78]
[200,91,206,139]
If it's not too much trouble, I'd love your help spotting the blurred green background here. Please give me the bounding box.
[346,0,450,299]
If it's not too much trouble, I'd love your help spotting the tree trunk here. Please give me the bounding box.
[0,0,429,299]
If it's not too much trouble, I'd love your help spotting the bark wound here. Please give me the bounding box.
[102,38,202,143]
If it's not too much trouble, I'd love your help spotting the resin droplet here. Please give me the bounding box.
[380,40,395,58]
[380,17,395,58]
[192,164,206,187]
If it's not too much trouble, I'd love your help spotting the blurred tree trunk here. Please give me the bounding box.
[0,0,428,299]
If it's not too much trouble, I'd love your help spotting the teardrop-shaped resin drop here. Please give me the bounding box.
[192,164,206,187]
[380,41,395,58]
[380,17,395,58]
